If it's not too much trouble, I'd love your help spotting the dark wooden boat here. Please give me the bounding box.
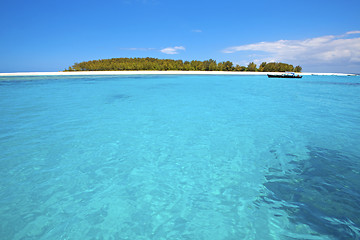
[267,72,302,78]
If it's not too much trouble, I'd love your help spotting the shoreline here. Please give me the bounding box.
[0,71,357,77]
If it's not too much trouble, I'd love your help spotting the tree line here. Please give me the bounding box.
[65,58,302,72]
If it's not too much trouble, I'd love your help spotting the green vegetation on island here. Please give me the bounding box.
[65,58,302,72]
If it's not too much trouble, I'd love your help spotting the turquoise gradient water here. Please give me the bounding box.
[0,74,359,239]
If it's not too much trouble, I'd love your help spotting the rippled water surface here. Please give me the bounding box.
[0,74,359,239]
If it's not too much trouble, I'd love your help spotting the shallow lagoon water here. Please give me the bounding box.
[0,74,359,239]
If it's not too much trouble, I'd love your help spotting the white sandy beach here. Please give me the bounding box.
[0,71,356,77]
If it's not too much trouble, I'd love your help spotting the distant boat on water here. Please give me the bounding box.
[267,72,302,78]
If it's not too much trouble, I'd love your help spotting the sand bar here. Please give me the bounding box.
[0,71,357,77]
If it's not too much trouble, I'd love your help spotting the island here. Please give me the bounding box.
[64,58,302,73]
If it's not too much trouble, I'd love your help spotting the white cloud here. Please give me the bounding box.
[222,31,360,70]
[346,30,360,35]
[192,29,202,33]
[119,46,186,55]
[160,46,185,54]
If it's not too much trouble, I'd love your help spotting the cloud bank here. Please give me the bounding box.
[223,31,360,71]
[160,46,185,54]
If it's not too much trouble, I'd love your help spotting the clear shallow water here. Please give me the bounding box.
[0,74,359,239]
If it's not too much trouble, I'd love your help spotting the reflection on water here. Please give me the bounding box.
[262,146,360,239]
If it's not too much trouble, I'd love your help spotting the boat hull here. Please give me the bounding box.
[267,74,302,78]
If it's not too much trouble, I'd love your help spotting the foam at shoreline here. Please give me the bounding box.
[0,71,356,77]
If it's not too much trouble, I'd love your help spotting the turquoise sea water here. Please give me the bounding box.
[0,74,359,239]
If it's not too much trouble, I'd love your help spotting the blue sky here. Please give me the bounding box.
[1,0,360,73]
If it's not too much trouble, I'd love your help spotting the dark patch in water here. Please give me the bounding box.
[112,94,131,100]
[106,94,131,104]
[262,147,360,239]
